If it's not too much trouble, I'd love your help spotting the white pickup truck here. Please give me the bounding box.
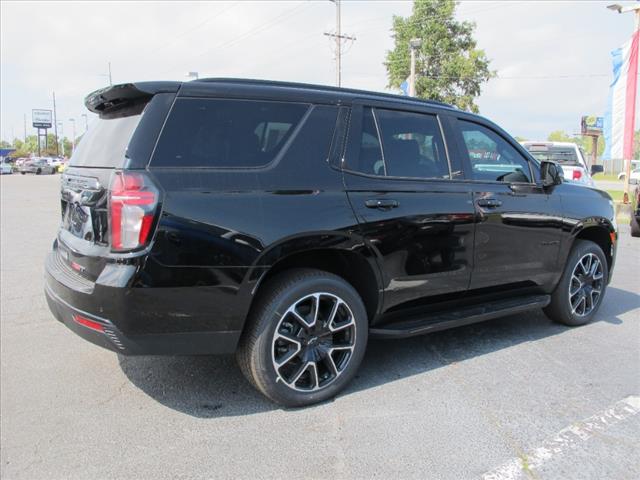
[521,141,603,187]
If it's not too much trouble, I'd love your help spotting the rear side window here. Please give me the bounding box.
[349,107,449,179]
[69,104,144,168]
[151,99,309,168]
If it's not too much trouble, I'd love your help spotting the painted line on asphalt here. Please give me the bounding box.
[480,395,640,480]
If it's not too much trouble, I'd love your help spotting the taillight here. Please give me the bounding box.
[572,170,583,180]
[109,171,159,252]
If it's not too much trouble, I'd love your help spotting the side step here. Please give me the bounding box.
[369,294,550,339]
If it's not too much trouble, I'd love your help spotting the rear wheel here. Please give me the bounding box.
[237,269,368,407]
[36,168,41,175]
[544,240,608,326]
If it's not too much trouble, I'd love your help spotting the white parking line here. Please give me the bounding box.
[480,395,640,480]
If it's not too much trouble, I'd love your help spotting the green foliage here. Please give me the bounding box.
[8,134,73,158]
[385,0,495,112]
[546,130,604,158]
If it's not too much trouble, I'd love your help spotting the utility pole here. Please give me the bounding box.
[607,3,640,203]
[409,38,423,97]
[324,0,355,87]
[23,113,26,143]
[53,91,59,157]
[108,62,112,86]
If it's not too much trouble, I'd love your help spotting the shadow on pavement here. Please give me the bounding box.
[118,286,637,418]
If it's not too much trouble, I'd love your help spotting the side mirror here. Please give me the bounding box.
[540,160,563,187]
[590,164,604,176]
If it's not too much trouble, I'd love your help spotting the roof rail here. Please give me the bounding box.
[194,77,455,109]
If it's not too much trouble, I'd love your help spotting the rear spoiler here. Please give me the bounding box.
[84,82,180,115]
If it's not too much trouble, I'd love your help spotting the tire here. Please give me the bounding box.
[237,268,368,407]
[631,215,640,237]
[21,172,25,175]
[36,168,41,175]
[544,240,608,326]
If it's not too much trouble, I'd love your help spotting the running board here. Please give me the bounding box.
[369,294,550,339]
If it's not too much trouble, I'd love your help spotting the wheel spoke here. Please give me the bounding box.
[589,258,600,277]
[569,276,581,296]
[288,361,310,386]
[272,291,357,393]
[308,362,320,390]
[324,353,339,377]
[275,331,301,347]
[289,308,313,329]
[275,347,301,368]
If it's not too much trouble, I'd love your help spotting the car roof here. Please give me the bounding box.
[521,141,578,148]
[86,78,460,114]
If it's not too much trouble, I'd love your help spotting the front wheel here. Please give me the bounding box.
[544,240,608,326]
[237,269,368,407]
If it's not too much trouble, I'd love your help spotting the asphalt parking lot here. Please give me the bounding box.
[1,174,639,480]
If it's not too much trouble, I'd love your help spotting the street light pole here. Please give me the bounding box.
[57,122,65,157]
[607,3,640,203]
[409,38,423,97]
[69,118,76,157]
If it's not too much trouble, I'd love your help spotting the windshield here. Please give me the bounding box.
[524,145,580,166]
[69,111,143,168]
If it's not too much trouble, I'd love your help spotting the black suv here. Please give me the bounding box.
[45,79,617,406]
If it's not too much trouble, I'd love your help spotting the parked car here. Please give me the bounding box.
[0,159,13,174]
[45,79,618,407]
[19,158,56,175]
[521,141,602,186]
[618,166,640,184]
[14,158,28,168]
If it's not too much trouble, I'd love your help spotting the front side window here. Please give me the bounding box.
[459,120,532,183]
[351,108,449,179]
[152,99,308,167]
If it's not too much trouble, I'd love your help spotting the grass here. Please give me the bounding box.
[606,190,625,202]
[595,174,622,182]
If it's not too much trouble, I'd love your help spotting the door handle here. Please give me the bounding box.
[476,198,502,208]
[365,199,399,210]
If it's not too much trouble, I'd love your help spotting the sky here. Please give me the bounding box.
[1,0,639,144]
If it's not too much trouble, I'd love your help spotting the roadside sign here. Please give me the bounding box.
[581,116,604,136]
[32,109,53,129]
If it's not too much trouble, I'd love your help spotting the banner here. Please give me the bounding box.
[603,30,639,160]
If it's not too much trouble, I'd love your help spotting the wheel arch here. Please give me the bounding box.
[248,246,382,326]
[572,220,616,274]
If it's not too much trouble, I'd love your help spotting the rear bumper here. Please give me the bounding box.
[44,250,241,356]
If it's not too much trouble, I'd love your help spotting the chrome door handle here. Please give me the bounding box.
[365,199,399,210]
[477,198,502,208]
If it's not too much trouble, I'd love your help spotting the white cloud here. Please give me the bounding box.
[1,0,637,142]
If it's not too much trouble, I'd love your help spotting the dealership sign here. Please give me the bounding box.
[581,116,604,136]
[32,109,53,129]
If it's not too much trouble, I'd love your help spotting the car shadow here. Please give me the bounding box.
[117,286,637,418]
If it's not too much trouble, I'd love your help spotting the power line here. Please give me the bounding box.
[159,1,314,76]
[148,2,239,57]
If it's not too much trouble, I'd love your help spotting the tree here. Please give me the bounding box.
[547,130,604,158]
[385,0,495,112]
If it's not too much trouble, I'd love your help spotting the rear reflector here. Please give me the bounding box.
[72,314,104,332]
[572,170,583,180]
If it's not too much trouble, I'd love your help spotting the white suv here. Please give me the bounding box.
[521,141,602,187]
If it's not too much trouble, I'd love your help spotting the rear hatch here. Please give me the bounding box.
[523,143,589,183]
[58,82,178,281]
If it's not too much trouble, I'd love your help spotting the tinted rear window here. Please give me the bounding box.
[524,145,579,165]
[151,98,309,168]
[69,107,143,168]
